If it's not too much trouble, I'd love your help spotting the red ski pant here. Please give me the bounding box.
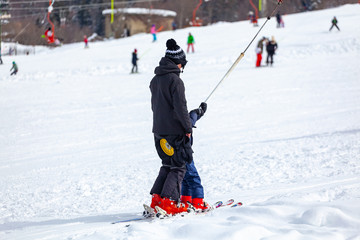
[256,53,262,67]
[187,43,194,53]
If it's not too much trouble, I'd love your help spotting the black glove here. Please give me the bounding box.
[190,102,207,120]
[199,102,207,114]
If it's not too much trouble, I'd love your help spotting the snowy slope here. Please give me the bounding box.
[1,4,360,240]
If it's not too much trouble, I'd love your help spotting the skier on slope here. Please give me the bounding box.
[10,61,18,76]
[180,103,211,211]
[149,39,193,215]
[150,24,157,42]
[84,35,89,48]
[131,48,138,73]
[187,32,195,53]
[266,36,278,66]
[329,16,340,31]
[44,27,55,44]
[256,37,266,67]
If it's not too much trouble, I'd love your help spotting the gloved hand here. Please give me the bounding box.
[199,102,207,114]
[190,102,207,120]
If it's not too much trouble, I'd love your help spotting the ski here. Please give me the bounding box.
[213,199,234,209]
[217,199,234,208]
[111,204,155,224]
[111,199,242,224]
[231,201,243,208]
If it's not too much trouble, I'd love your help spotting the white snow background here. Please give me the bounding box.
[1,4,360,240]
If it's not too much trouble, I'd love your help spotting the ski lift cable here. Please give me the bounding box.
[203,0,284,103]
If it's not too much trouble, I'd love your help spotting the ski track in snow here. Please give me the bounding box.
[1,4,360,240]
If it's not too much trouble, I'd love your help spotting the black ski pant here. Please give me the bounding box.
[131,63,137,73]
[266,51,275,65]
[150,134,188,202]
[329,24,340,31]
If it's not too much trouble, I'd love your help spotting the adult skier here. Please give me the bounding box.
[266,36,278,66]
[149,39,193,215]
[187,32,195,53]
[256,37,266,67]
[10,61,18,76]
[180,103,211,211]
[329,16,340,31]
[131,48,138,73]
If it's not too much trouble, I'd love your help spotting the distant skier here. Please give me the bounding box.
[149,39,191,215]
[151,24,157,42]
[276,13,284,28]
[0,51,3,64]
[187,32,195,53]
[44,27,54,44]
[266,36,278,66]
[172,21,177,31]
[84,35,89,48]
[131,48,138,73]
[248,11,258,27]
[256,37,266,67]
[180,102,211,212]
[10,61,18,76]
[329,16,340,31]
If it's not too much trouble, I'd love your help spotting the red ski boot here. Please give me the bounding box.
[161,197,188,215]
[192,198,212,212]
[150,194,163,210]
[180,195,192,205]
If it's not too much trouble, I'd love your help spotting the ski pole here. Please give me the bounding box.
[139,48,151,59]
[203,0,283,103]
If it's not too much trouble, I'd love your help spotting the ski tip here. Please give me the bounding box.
[214,201,223,208]
[231,202,243,207]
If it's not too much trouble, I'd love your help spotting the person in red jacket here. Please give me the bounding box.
[84,35,89,48]
[45,27,55,44]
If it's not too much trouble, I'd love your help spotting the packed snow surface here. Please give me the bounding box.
[1,4,360,240]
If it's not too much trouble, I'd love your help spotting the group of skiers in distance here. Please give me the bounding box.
[256,36,278,67]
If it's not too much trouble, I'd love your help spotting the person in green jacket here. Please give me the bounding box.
[10,61,18,76]
[187,32,195,53]
[329,16,340,31]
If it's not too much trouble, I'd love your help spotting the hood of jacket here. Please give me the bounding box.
[154,57,181,76]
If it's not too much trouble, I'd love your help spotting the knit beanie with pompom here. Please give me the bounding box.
[165,39,187,68]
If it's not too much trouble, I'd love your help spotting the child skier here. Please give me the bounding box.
[10,61,18,76]
[131,48,138,73]
[187,33,195,53]
[149,39,192,215]
[329,16,340,31]
[180,102,211,211]
[150,24,157,42]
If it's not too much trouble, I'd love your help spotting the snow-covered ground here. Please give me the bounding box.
[1,4,360,240]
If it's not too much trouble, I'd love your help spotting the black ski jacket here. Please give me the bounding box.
[132,52,138,65]
[266,41,278,54]
[150,57,192,135]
